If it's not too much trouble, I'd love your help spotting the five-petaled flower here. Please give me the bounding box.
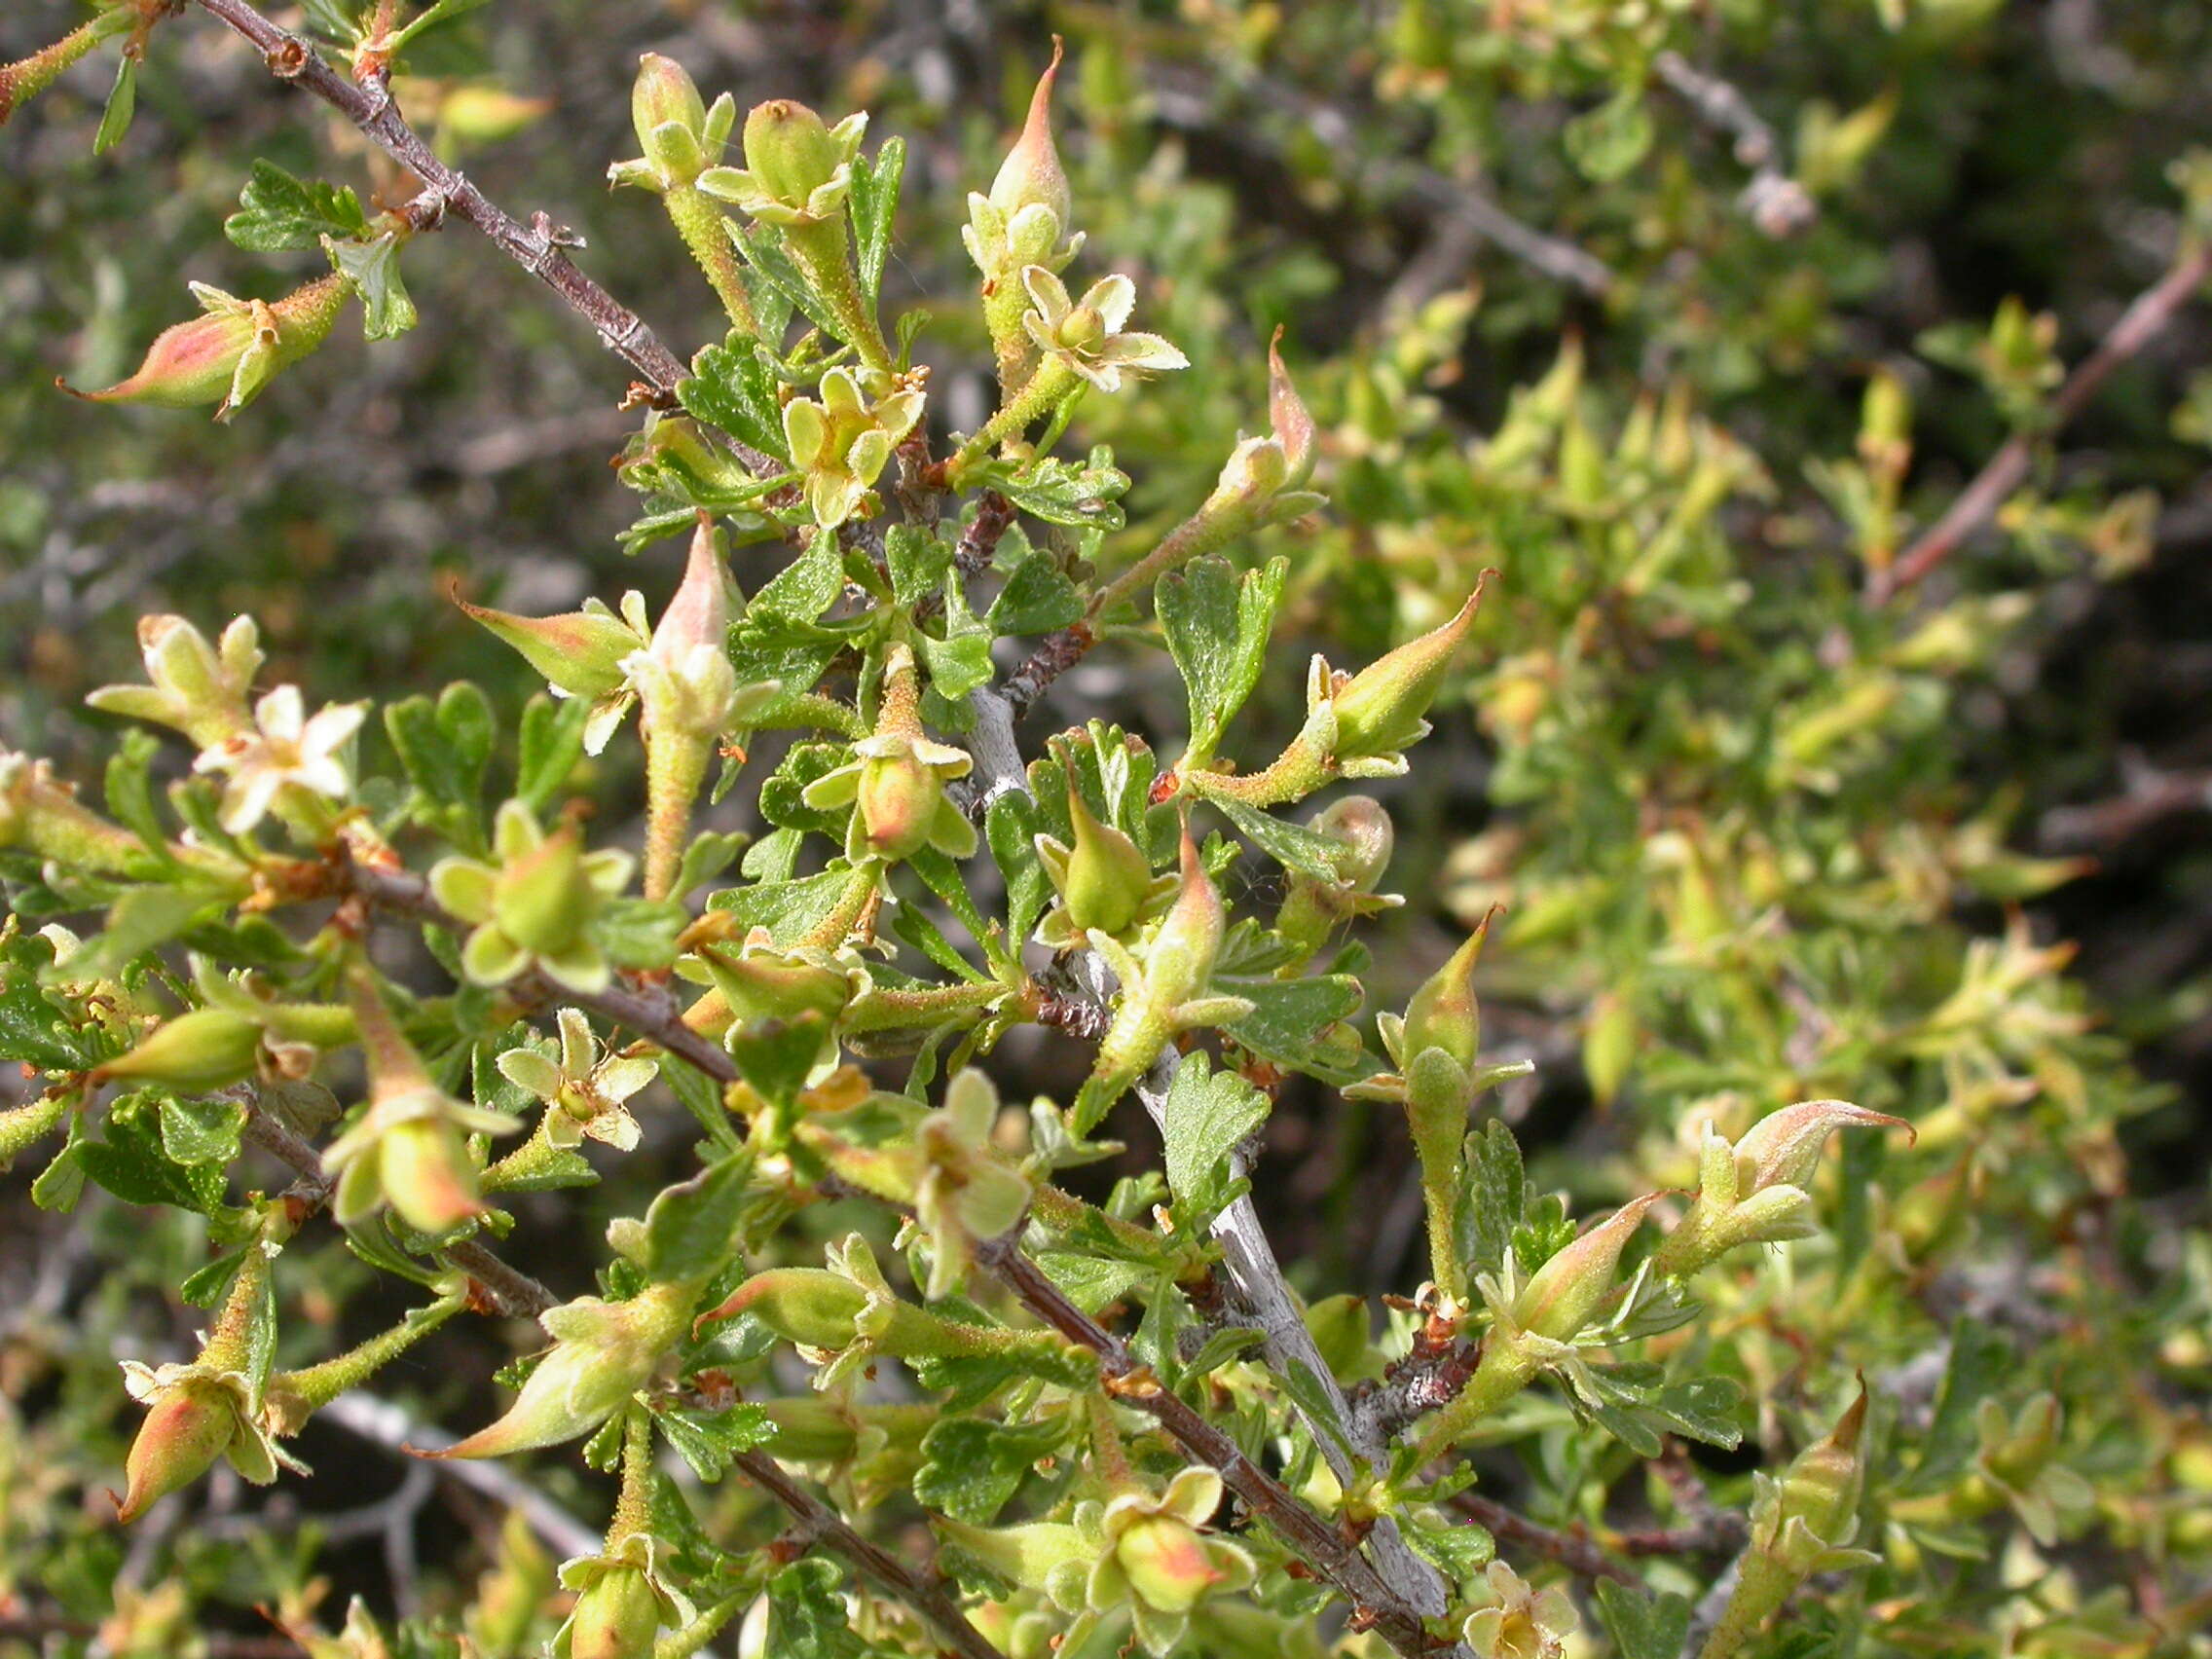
[428,800,635,994]
[192,684,364,834]
[782,365,928,529]
[1018,267,1188,393]
[1459,1560,1578,1659]
[497,1008,658,1152]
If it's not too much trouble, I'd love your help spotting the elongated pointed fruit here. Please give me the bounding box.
[989,37,1071,225]
[63,276,350,421]
[1328,581,1486,760]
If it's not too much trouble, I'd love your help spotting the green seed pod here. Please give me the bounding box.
[1327,584,1485,761]
[568,1563,661,1659]
[1053,775,1155,937]
[697,1269,869,1351]
[987,38,1071,226]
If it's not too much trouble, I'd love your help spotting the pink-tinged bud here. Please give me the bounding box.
[568,1563,661,1659]
[64,275,349,421]
[455,595,638,701]
[632,54,706,154]
[988,38,1071,227]
[1402,914,1493,1074]
[1052,774,1155,937]
[1328,579,1488,760]
[694,1269,868,1351]
[93,1008,263,1093]
[1142,831,1227,1008]
[1513,1192,1664,1342]
[1736,1099,1912,1192]
[376,1117,482,1235]
[635,516,739,741]
[700,947,851,1030]
[432,1283,690,1459]
[1115,1515,1223,1614]
[742,99,844,208]
[1267,329,1318,489]
[857,746,947,862]
[1754,1384,1872,1570]
[118,1381,236,1523]
[0,15,129,128]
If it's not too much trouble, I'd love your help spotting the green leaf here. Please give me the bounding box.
[914,1416,1065,1524]
[1594,1581,1692,1659]
[0,940,116,1073]
[1566,87,1654,182]
[849,136,904,303]
[987,555,1084,636]
[1399,1509,1496,1579]
[1160,555,1288,766]
[766,1560,867,1659]
[727,1013,830,1107]
[730,223,842,342]
[641,1155,754,1282]
[593,899,687,973]
[1031,1249,1151,1314]
[707,865,861,945]
[514,694,589,811]
[66,884,231,981]
[157,1091,247,1165]
[750,529,843,624]
[384,683,493,849]
[1180,1324,1267,1381]
[990,447,1130,530]
[659,1054,744,1155]
[886,524,952,608]
[1161,1051,1268,1228]
[985,792,1050,947]
[918,583,994,699]
[93,52,136,156]
[325,233,419,341]
[1455,1119,1526,1283]
[1205,794,1354,879]
[681,336,789,461]
[761,743,857,838]
[1274,1358,1356,1464]
[656,1401,776,1482]
[104,729,171,862]
[1219,975,1364,1077]
[225,161,370,252]
[77,1092,228,1214]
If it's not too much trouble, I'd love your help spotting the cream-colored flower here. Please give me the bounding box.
[497,1009,657,1152]
[782,366,928,529]
[1460,1560,1577,1659]
[1018,268,1187,393]
[192,684,363,833]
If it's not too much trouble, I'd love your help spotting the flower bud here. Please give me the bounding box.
[696,1269,868,1351]
[495,824,597,957]
[1512,1192,1664,1342]
[633,52,705,154]
[93,1008,263,1093]
[1268,329,1318,490]
[118,1380,237,1522]
[1769,1386,1869,1557]
[634,517,740,742]
[988,38,1072,226]
[1327,582,1486,760]
[701,946,852,1031]
[1402,919,1491,1074]
[568,1563,661,1659]
[1142,831,1226,1007]
[66,276,350,421]
[456,595,639,702]
[433,1283,690,1459]
[743,99,843,208]
[1046,774,1156,937]
[375,1117,482,1236]
[1736,1098,1909,1192]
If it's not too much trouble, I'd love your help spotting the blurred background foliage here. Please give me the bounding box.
[4,0,2212,1653]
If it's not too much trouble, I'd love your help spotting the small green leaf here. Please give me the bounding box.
[514,693,589,811]
[1566,87,1654,182]
[325,233,419,341]
[886,525,952,608]
[707,865,861,945]
[766,1559,867,1659]
[656,1401,776,1482]
[1160,555,1288,767]
[1219,975,1363,1077]
[987,555,1084,636]
[641,1155,754,1282]
[225,160,370,252]
[93,53,137,156]
[1161,1051,1267,1228]
[157,1091,247,1165]
[1594,1581,1692,1659]
[1455,1118,1526,1282]
[1206,794,1354,879]
[849,135,904,303]
[985,792,1050,947]
[681,336,789,461]
[78,1092,228,1214]
[914,1416,1065,1524]
[989,447,1129,530]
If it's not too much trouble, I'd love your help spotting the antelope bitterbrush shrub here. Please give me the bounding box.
[3,6,2208,1659]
